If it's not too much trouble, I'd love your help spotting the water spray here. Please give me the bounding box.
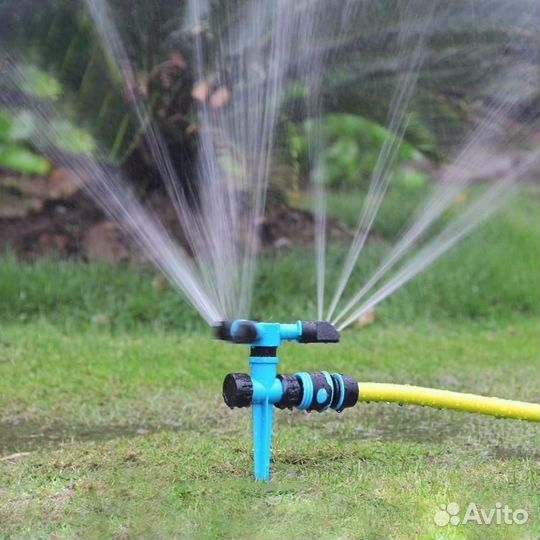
[216,320,540,481]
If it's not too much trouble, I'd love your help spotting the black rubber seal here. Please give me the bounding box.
[250,346,277,357]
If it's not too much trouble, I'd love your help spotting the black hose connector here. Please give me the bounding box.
[222,371,358,412]
[277,371,358,412]
[307,371,334,411]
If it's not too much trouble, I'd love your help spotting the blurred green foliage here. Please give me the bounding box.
[2,3,145,165]
[0,111,51,175]
[49,120,96,155]
[0,65,96,175]
[289,113,422,189]
[1,0,536,199]
[18,65,62,100]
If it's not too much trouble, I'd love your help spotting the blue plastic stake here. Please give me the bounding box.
[250,355,280,480]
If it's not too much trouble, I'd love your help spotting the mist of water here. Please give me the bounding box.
[325,4,538,327]
[1,0,537,328]
[332,77,537,327]
[2,62,221,324]
[81,0,295,320]
[325,2,433,322]
[336,153,538,331]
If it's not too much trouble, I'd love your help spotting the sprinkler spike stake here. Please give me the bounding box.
[216,320,358,480]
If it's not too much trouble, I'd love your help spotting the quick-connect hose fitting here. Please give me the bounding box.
[222,370,358,413]
[283,371,358,412]
[295,371,333,411]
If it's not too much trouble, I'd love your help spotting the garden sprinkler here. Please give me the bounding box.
[215,320,358,480]
[215,321,540,481]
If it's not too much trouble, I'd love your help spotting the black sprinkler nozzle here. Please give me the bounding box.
[214,321,232,341]
[214,320,259,343]
[299,321,340,343]
[231,320,259,343]
[223,372,253,408]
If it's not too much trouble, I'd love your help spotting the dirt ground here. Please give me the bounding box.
[0,168,348,263]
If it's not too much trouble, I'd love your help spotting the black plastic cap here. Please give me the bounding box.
[222,373,253,408]
[299,321,340,343]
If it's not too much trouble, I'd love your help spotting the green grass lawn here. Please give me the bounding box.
[0,185,539,539]
[0,321,538,539]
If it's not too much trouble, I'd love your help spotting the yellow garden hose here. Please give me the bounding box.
[358,382,540,422]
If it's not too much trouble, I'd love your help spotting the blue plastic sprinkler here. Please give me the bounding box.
[215,320,358,481]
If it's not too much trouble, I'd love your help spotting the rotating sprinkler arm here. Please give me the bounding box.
[215,319,340,345]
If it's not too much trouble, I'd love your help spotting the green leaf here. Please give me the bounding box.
[400,169,428,190]
[8,110,36,141]
[0,144,51,175]
[19,66,62,100]
[50,121,96,155]
[0,110,36,143]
